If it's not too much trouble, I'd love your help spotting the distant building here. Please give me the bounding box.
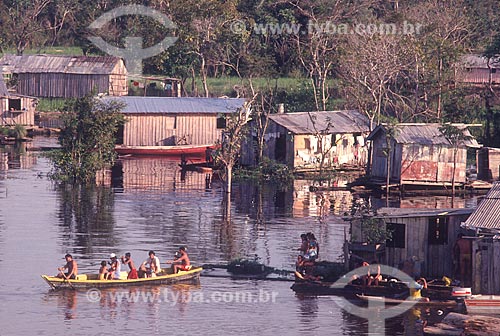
[103,96,247,155]
[367,123,481,187]
[456,54,500,86]
[241,110,370,171]
[478,147,500,182]
[0,54,128,98]
[0,76,36,127]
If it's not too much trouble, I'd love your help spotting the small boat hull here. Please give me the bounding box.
[356,294,458,307]
[465,295,500,314]
[41,267,202,289]
[115,144,216,156]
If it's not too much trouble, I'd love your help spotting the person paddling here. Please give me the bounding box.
[121,252,138,279]
[167,246,191,273]
[57,254,78,280]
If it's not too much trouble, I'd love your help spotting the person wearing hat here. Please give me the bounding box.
[56,254,78,280]
[108,253,121,280]
[167,246,191,273]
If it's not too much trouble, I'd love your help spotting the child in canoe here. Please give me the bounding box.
[99,261,108,280]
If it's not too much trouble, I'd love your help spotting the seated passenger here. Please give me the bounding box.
[108,253,121,280]
[409,277,430,302]
[139,250,161,278]
[367,261,382,286]
[98,260,108,280]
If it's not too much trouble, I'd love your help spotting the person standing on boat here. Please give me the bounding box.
[57,254,78,280]
[108,253,121,280]
[168,246,191,273]
[409,277,430,302]
[121,252,138,279]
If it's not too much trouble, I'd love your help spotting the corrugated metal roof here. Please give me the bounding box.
[464,182,500,229]
[0,54,124,74]
[461,54,500,69]
[102,97,246,114]
[368,123,480,148]
[269,110,370,134]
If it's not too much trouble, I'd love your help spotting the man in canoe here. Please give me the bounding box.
[409,277,430,302]
[108,253,121,280]
[57,254,78,280]
[168,246,191,273]
[121,252,138,279]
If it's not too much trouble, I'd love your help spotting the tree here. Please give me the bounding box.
[49,94,125,184]
[213,103,251,194]
[439,123,472,196]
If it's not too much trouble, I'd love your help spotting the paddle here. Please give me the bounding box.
[58,267,75,290]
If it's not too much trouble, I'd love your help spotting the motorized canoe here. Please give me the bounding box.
[41,267,202,289]
[356,294,458,307]
[465,295,500,314]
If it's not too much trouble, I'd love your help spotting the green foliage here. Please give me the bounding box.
[9,124,27,139]
[48,94,125,184]
[257,157,294,184]
[360,217,392,245]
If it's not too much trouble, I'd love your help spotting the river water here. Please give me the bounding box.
[0,137,469,336]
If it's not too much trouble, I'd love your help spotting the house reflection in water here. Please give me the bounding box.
[0,142,36,172]
[98,157,212,192]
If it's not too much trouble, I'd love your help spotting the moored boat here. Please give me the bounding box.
[464,295,500,314]
[41,267,202,289]
[115,144,216,156]
[356,294,458,307]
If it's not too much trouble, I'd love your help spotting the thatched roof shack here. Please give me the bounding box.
[368,123,481,186]
[0,76,36,126]
[0,54,128,98]
[241,110,370,171]
[104,97,247,147]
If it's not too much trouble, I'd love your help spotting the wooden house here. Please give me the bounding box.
[0,76,36,126]
[456,54,500,86]
[104,97,247,154]
[462,182,500,294]
[367,123,480,187]
[350,207,473,279]
[478,147,500,182]
[242,110,370,171]
[0,54,128,98]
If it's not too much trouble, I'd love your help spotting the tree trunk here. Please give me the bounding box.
[225,164,232,194]
[452,147,457,196]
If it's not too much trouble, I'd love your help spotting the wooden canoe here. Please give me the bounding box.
[115,144,216,156]
[465,295,500,314]
[41,267,202,289]
[356,294,458,307]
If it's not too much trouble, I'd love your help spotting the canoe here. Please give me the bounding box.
[41,267,202,289]
[115,144,216,156]
[465,295,500,314]
[356,294,458,307]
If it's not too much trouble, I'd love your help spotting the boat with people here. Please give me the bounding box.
[41,267,202,290]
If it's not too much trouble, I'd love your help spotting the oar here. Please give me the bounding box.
[59,268,75,289]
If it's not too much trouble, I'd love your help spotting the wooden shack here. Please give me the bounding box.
[104,97,247,152]
[478,147,500,182]
[462,182,500,294]
[0,54,128,98]
[367,123,480,187]
[0,76,36,126]
[242,110,370,171]
[350,207,473,279]
[456,54,500,86]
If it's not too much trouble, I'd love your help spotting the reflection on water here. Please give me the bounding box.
[0,141,36,171]
[0,137,482,336]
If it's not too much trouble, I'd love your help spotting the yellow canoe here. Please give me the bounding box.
[41,267,202,289]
